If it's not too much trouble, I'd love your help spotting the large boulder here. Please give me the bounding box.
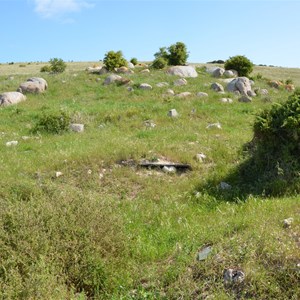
[166,66,198,78]
[18,77,48,94]
[227,77,255,97]
[0,92,26,106]
[212,67,225,78]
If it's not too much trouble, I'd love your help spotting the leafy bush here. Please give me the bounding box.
[103,51,127,71]
[168,42,189,66]
[224,55,253,77]
[40,65,52,73]
[153,42,189,66]
[32,111,71,134]
[130,58,138,65]
[49,58,67,73]
[151,57,168,69]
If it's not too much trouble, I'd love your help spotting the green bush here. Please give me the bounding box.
[130,58,138,65]
[224,55,253,77]
[103,51,127,71]
[151,57,168,69]
[32,111,71,134]
[168,42,189,66]
[153,42,189,66]
[40,65,52,73]
[49,58,67,73]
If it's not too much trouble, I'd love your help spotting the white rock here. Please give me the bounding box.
[174,78,187,86]
[140,69,150,73]
[144,120,156,128]
[103,74,122,85]
[168,109,179,117]
[139,83,152,90]
[162,166,176,173]
[0,92,26,107]
[166,66,198,78]
[55,171,63,178]
[70,123,84,133]
[283,217,294,228]
[175,92,192,98]
[156,82,169,87]
[223,269,245,284]
[212,67,225,78]
[6,140,18,147]
[196,92,208,98]
[220,98,233,103]
[211,82,224,93]
[206,122,222,129]
[196,153,206,162]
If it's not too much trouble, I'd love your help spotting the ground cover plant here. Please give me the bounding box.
[0,62,299,299]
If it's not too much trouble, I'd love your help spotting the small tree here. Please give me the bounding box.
[151,57,168,70]
[224,55,253,77]
[130,58,138,66]
[103,51,127,71]
[168,42,188,66]
[153,42,189,67]
[49,58,67,73]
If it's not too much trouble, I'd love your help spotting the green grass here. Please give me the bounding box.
[0,62,299,299]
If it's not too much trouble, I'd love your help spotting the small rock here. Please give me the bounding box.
[6,140,18,147]
[144,120,156,128]
[196,92,208,98]
[197,246,212,261]
[168,109,179,118]
[224,70,237,78]
[70,123,84,133]
[259,89,269,95]
[220,182,231,190]
[139,83,152,90]
[195,153,207,162]
[220,98,233,103]
[55,171,63,178]
[156,82,169,87]
[239,95,252,103]
[162,166,176,173]
[175,92,192,98]
[21,136,30,140]
[212,67,225,78]
[283,217,294,228]
[140,69,150,73]
[127,86,134,92]
[211,82,224,93]
[206,122,222,129]
[223,268,245,284]
[166,89,175,95]
[174,78,187,86]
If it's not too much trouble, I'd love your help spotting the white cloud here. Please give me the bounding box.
[34,0,93,19]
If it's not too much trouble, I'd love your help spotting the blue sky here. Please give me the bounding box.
[2,0,300,67]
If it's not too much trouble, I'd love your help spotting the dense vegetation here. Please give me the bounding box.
[225,55,254,77]
[0,61,299,299]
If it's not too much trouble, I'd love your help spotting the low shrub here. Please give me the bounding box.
[49,58,67,73]
[130,58,138,65]
[103,51,127,71]
[151,57,168,69]
[40,65,52,73]
[32,111,71,134]
[225,55,253,77]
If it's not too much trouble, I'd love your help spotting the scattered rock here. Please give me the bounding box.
[258,88,269,95]
[144,120,156,128]
[139,83,152,90]
[196,92,208,98]
[175,92,192,98]
[285,84,295,92]
[55,171,63,178]
[239,95,252,103]
[283,217,294,228]
[174,78,187,86]
[156,82,169,87]
[162,166,177,173]
[195,153,207,162]
[140,69,150,74]
[220,181,231,190]
[227,77,254,97]
[6,140,18,147]
[197,245,212,261]
[168,109,179,117]
[128,62,135,69]
[166,89,175,95]
[7,76,14,80]
[86,66,102,74]
[220,98,233,103]
[115,66,134,74]
[268,80,283,89]
[206,122,222,129]
[166,66,198,78]
[211,82,224,93]
[0,92,26,107]
[223,268,245,284]
[70,123,84,133]
[224,70,237,78]
[127,86,134,92]
[103,74,122,85]
[18,77,48,94]
[212,67,225,78]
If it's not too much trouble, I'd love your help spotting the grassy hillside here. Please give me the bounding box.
[0,62,299,299]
